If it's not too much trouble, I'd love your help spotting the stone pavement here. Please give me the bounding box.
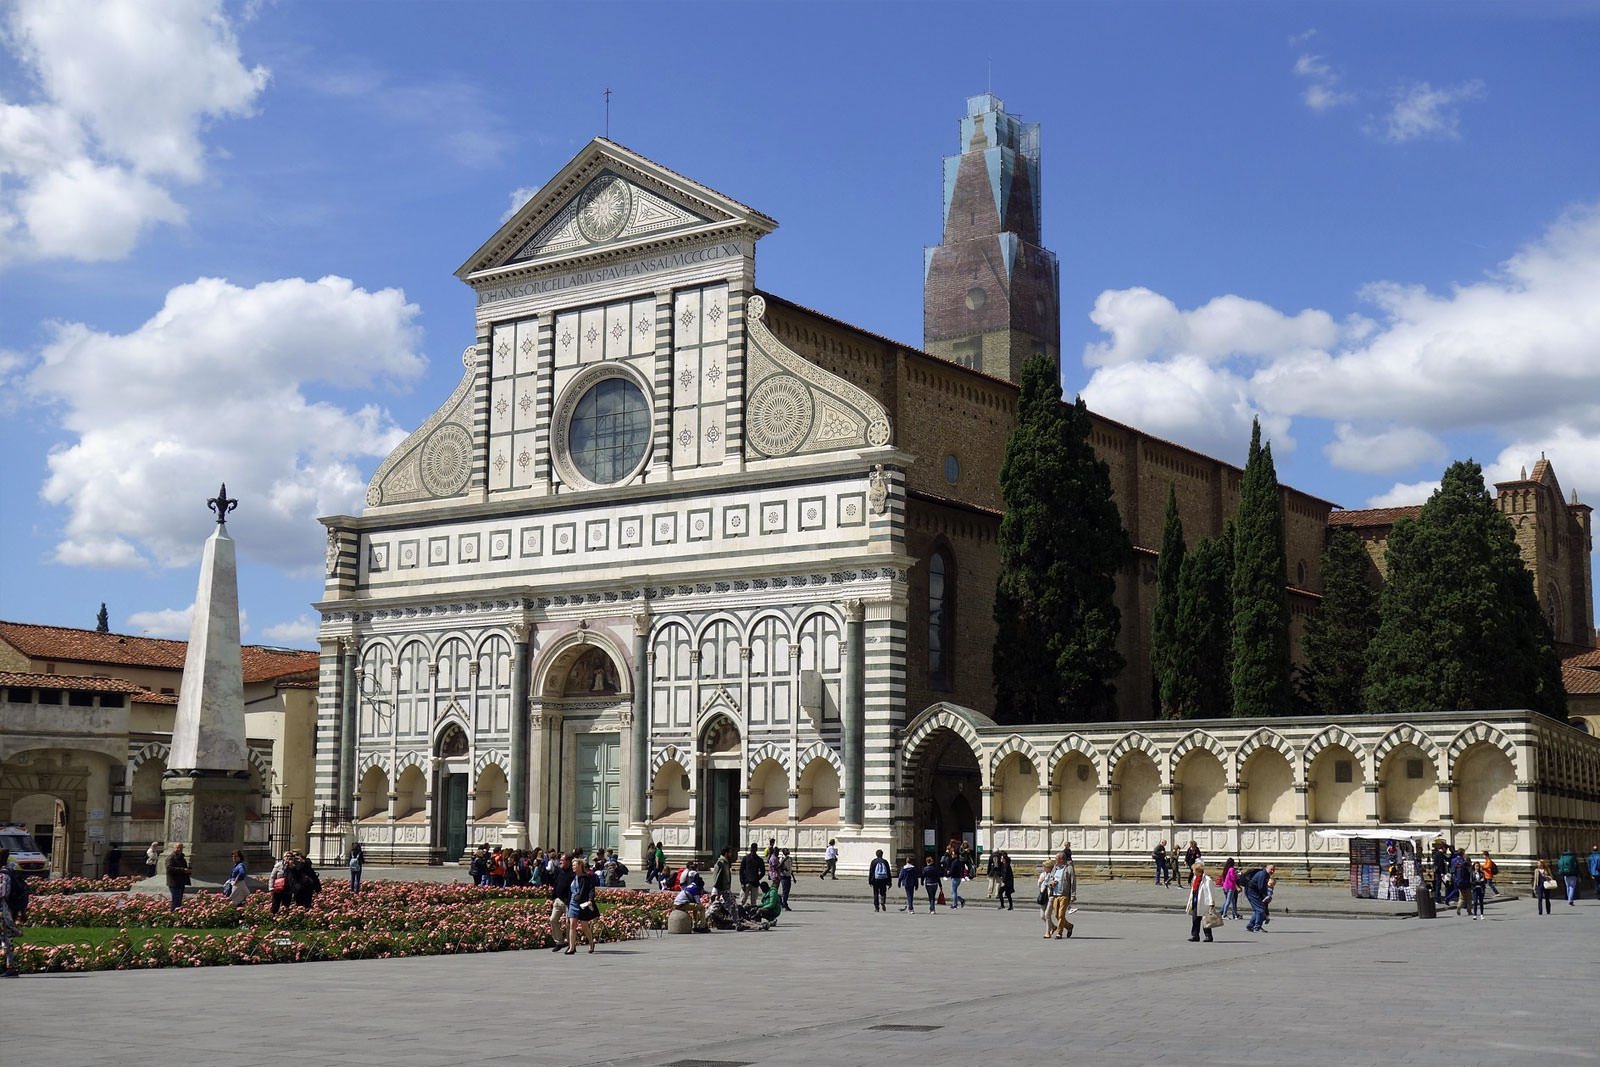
[6,875,1586,1067]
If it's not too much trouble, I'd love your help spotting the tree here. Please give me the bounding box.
[1230,419,1293,717]
[1365,460,1567,719]
[994,356,1133,724]
[95,603,109,633]
[1300,529,1379,714]
[1169,525,1234,718]
[1151,485,1187,718]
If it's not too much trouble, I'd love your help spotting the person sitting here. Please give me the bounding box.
[673,880,709,932]
[755,880,782,926]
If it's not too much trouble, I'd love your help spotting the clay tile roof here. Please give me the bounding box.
[132,689,180,705]
[0,620,318,683]
[0,671,143,694]
[1562,665,1600,695]
[1561,647,1600,670]
[1327,505,1424,528]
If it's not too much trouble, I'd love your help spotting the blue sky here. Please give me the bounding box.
[3,0,1599,645]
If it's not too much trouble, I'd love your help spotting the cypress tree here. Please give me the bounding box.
[1170,525,1234,718]
[1230,419,1293,717]
[1151,484,1187,718]
[1301,529,1379,714]
[95,603,110,633]
[994,357,1132,724]
[1365,460,1568,718]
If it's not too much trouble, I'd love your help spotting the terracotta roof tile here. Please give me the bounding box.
[1562,647,1600,670]
[132,689,180,705]
[1562,665,1600,695]
[1327,505,1424,528]
[0,620,318,683]
[0,671,143,694]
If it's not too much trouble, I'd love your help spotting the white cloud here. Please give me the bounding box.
[304,65,509,165]
[1376,80,1486,143]
[1364,480,1439,509]
[1324,423,1446,474]
[1294,53,1353,112]
[502,186,538,224]
[126,603,251,640]
[0,0,266,265]
[27,275,426,572]
[1081,201,1600,488]
[261,614,318,646]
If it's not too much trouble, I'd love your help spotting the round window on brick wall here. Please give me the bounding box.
[943,454,960,483]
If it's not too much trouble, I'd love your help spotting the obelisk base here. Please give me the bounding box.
[152,773,253,885]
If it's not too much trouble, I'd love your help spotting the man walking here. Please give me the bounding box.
[1044,849,1075,939]
[943,844,968,908]
[1153,841,1169,885]
[740,843,764,908]
[867,849,892,912]
[821,839,839,879]
[1244,864,1275,933]
[1587,845,1600,901]
[1557,848,1581,905]
[711,846,737,920]
[778,848,794,910]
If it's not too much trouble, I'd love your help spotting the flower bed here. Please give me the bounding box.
[16,881,674,973]
[27,875,139,895]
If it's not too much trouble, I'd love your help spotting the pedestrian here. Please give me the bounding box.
[995,851,1015,911]
[898,856,919,912]
[348,842,365,893]
[1482,851,1500,896]
[1588,845,1600,901]
[920,853,942,911]
[1044,850,1075,939]
[1243,863,1275,933]
[822,839,839,879]
[779,848,794,910]
[740,842,764,908]
[1450,850,1471,916]
[867,849,892,912]
[711,846,737,921]
[1557,848,1580,905]
[144,840,162,878]
[985,849,999,899]
[1533,858,1555,915]
[1153,840,1169,885]
[1186,862,1217,942]
[565,857,599,954]
[1036,856,1055,920]
[673,879,709,931]
[1183,841,1201,883]
[224,849,250,908]
[767,843,782,891]
[1218,858,1241,919]
[1469,863,1487,918]
[943,843,968,908]
[549,852,574,950]
[165,843,191,910]
[290,851,320,908]
[0,847,23,978]
[268,851,290,915]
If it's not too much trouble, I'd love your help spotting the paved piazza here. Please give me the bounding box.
[6,885,1592,1066]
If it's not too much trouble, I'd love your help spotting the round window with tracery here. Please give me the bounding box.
[567,377,649,484]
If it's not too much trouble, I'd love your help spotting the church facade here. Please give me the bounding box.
[312,95,1600,875]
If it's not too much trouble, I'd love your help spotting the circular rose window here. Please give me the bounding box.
[566,376,649,484]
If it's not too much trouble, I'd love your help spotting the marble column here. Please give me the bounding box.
[630,612,650,826]
[527,705,546,847]
[507,623,531,847]
[338,637,357,820]
[842,599,865,827]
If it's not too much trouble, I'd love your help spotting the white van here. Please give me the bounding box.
[0,823,50,877]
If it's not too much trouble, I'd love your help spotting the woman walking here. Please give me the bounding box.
[565,857,599,954]
[1186,862,1217,942]
[348,842,365,893]
[1036,856,1055,921]
[1533,858,1555,915]
[996,851,1016,911]
[224,849,249,908]
[1218,859,1241,919]
[920,853,943,911]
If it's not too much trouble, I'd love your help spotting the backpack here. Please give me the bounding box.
[4,868,29,917]
[1241,867,1265,892]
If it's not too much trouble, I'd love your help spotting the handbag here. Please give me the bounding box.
[1203,905,1224,930]
[1036,889,1049,908]
[580,898,601,918]
[1541,877,1558,891]
[272,875,287,892]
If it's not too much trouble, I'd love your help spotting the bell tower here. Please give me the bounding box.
[923,94,1059,382]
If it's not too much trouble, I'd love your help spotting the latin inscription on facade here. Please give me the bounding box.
[477,241,747,307]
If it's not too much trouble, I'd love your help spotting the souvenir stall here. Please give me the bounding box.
[1313,828,1439,901]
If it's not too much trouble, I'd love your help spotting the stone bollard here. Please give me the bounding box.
[667,908,694,934]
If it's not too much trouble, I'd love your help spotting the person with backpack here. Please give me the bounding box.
[1243,864,1274,933]
[867,849,893,911]
[348,842,365,893]
[1481,851,1500,896]
[0,848,23,978]
[1557,849,1581,905]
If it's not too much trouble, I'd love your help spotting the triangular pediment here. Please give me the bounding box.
[457,139,777,281]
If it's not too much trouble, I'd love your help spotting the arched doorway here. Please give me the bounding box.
[435,722,469,859]
[908,728,981,856]
[697,713,742,854]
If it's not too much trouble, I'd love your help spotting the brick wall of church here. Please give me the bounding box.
[904,499,1002,722]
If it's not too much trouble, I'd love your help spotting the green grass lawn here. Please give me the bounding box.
[25,927,258,948]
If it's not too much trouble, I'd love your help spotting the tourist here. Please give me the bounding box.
[897,856,919,912]
[145,840,162,878]
[654,841,668,889]
[778,848,794,910]
[756,880,783,925]
[867,849,892,912]
[1183,841,1201,883]
[942,843,968,908]
[767,842,782,892]
[1243,864,1275,932]
[673,878,708,931]
[224,849,249,907]
[165,843,191,911]
[565,857,599,955]
[1218,859,1241,919]
[821,839,839,879]
[1451,850,1472,916]
[1590,845,1600,900]
[268,852,290,915]
[920,853,942,911]
[1469,863,1487,919]
[1533,858,1555,915]
[348,842,365,893]
[1557,848,1580,905]
[1482,851,1500,896]
[740,842,764,907]
[995,851,1015,911]
[710,846,737,920]
[1153,841,1169,885]
[0,847,22,978]
[290,852,321,908]
[984,850,1000,899]
[1036,856,1056,920]
[1044,850,1075,939]
[1186,862,1216,943]
[549,852,574,950]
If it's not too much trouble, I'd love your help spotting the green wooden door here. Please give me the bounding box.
[575,734,621,852]
[445,773,468,859]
